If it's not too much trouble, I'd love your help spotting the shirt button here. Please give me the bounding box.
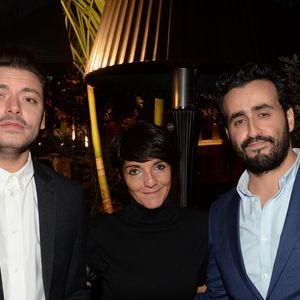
[261,235,268,242]
[262,272,269,280]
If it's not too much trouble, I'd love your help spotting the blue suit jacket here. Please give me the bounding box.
[204,167,300,300]
[0,160,89,300]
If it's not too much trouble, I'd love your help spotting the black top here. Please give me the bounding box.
[86,196,208,300]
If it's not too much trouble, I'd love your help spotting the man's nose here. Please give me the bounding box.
[247,119,262,138]
[6,96,21,114]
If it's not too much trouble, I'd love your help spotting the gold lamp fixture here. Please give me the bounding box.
[85,0,173,81]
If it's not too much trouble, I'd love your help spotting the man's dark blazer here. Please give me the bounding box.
[0,160,89,300]
[205,167,300,299]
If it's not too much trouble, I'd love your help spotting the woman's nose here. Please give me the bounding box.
[144,172,157,187]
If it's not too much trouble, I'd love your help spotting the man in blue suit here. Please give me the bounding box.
[204,63,300,299]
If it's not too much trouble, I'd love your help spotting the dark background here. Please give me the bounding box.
[1,0,300,74]
[1,0,300,210]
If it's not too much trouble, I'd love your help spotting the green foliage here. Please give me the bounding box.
[60,0,105,74]
[33,68,89,155]
[31,68,104,214]
[275,0,300,15]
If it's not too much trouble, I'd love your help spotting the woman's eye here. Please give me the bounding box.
[156,163,166,171]
[128,169,140,175]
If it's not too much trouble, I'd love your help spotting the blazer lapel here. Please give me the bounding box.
[34,165,56,300]
[227,192,245,277]
[227,191,264,300]
[0,271,3,300]
[267,169,300,296]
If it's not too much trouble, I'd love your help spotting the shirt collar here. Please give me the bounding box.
[0,152,34,191]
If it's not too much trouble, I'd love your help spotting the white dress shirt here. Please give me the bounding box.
[238,148,300,299]
[0,153,45,300]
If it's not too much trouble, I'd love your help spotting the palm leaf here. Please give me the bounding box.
[61,0,113,213]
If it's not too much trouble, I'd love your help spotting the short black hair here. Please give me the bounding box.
[0,46,49,98]
[110,121,180,176]
[215,62,291,126]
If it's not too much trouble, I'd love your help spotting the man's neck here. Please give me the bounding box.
[0,150,30,173]
[248,148,297,206]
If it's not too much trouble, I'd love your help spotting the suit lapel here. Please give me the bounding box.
[227,192,245,277]
[227,191,264,299]
[0,271,3,300]
[34,163,56,300]
[267,169,300,296]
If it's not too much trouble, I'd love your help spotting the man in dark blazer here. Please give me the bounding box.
[204,63,300,299]
[0,47,89,299]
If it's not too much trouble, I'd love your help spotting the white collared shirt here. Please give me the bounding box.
[238,148,300,299]
[0,153,45,300]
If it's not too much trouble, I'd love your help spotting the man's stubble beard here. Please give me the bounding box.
[0,132,38,157]
[231,118,291,175]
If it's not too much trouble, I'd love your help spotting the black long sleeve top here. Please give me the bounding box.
[86,196,208,300]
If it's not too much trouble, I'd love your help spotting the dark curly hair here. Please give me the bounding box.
[215,62,292,126]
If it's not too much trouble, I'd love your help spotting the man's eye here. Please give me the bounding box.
[259,112,270,118]
[234,119,245,127]
[24,97,36,103]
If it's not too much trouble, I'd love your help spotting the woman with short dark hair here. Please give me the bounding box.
[86,121,208,300]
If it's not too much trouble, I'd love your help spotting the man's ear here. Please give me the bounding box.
[225,128,230,140]
[286,107,295,133]
[40,112,46,130]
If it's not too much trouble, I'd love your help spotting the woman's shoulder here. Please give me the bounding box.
[88,211,119,229]
[180,207,208,219]
[178,208,209,230]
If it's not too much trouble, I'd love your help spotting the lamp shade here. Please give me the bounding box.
[85,0,173,81]
[85,0,300,83]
